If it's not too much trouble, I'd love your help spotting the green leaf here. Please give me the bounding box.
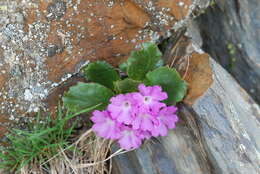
[126,42,163,80]
[64,103,102,121]
[146,67,187,105]
[155,59,164,68]
[114,78,141,93]
[62,82,114,112]
[119,62,128,72]
[83,61,120,89]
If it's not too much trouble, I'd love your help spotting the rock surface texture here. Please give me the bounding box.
[112,55,260,174]
[112,1,260,172]
[0,0,205,136]
[196,0,260,104]
[0,1,259,174]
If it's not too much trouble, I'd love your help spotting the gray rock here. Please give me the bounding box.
[195,0,260,104]
[10,64,23,77]
[46,0,67,21]
[192,59,260,174]
[112,58,260,174]
[14,12,24,23]
[47,44,63,57]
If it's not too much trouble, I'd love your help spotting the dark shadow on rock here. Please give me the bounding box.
[195,0,260,104]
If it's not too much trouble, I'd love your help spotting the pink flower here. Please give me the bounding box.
[132,108,158,131]
[152,106,179,137]
[139,131,152,140]
[107,94,137,124]
[139,84,168,101]
[90,84,180,150]
[91,110,121,139]
[118,126,142,150]
[133,84,167,112]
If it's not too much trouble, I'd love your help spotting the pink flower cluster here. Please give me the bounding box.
[90,84,179,150]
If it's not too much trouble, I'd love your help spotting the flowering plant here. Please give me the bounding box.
[63,43,187,150]
[91,84,178,150]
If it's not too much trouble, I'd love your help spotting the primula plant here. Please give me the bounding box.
[63,42,187,150]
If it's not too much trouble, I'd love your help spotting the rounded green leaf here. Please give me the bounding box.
[127,42,163,80]
[83,61,120,89]
[114,78,141,94]
[146,67,187,105]
[119,62,128,72]
[62,82,114,112]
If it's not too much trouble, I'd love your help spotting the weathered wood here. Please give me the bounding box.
[195,0,260,104]
[112,58,260,174]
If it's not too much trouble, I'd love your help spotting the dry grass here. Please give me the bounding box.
[19,130,127,174]
[0,104,129,174]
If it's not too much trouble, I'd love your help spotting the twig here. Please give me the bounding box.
[182,55,190,80]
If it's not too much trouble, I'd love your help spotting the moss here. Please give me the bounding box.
[210,0,217,7]
[227,43,237,70]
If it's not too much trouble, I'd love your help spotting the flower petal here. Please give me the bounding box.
[118,127,142,150]
[91,111,121,139]
[90,110,107,123]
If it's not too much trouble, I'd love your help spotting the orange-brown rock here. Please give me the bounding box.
[0,0,208,134]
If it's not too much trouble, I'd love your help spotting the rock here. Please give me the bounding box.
[0,0,208,136]
[46,0,67,21]
[190,59,260,174]
[112,30,260,174]
[112,54,260,174]
[112,119,212,174]
[47,44,63,57]
[10,64,23,77]
[195,0,260,104]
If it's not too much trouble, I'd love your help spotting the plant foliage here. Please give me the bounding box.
[114,78,140,93]
[124,42,163,80]
[63,42,187,112]
[146,67,187,104]
[83,61,120,89]
[63,82,114,112]
[0,104,99,173]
